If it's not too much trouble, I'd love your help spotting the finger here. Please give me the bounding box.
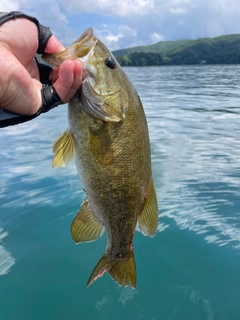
[44,35,65,54]
[53,59,82,103]
[62,60,83,102]
[50,68,59,83]
[0,46,42,115]
[25,58,40,80]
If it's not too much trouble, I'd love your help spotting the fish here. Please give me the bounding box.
[42,28,158,289]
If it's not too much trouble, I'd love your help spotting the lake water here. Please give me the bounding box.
[0,65,240,320]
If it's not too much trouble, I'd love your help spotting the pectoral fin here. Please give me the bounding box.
[138,177,158,237]
[71,199,104,243]
[52,130,75,168]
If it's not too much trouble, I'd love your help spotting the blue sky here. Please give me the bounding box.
[1,0,240,51]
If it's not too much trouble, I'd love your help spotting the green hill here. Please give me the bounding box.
[113,34,240,66]
[113,39,190,57]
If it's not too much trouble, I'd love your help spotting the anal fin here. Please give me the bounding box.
[52,130,75,168]
[71,199,104,243]
[138,177,158,237]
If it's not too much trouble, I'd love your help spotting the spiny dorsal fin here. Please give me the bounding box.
[87,250,136,289]
[138,177,158,237]
[52,130,75,168]
[70,199,104,243]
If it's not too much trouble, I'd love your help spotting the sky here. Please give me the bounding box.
[1,0,240,51]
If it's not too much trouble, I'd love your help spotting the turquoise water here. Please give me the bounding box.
[0,65,240,320]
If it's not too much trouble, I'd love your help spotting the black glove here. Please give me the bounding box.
[0,11,63,128]
[35,58,63,113]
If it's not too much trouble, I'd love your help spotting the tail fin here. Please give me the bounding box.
[87,250,136,289]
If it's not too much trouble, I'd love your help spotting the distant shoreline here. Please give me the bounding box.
[119,64,240,67]
[113,34,240,67]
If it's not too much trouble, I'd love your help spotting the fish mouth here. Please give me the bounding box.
[42,27,97,68]
[74,27,97,61]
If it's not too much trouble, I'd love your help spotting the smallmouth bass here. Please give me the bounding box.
[43,28,158,288]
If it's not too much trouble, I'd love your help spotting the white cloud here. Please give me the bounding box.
[2,0,240,51]
[59,0,154,17]
[95,25,138,51]
[169,7,187,14]
[150,32,165,43]
[171,0,191,4]
[0,0,75,45]
[0,0,20,11]
[105,33,123,44]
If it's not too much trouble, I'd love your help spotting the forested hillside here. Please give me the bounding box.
[113,34,240,66]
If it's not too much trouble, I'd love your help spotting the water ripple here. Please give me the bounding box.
[125,65,240,248]
[0,66,240,259]
[0,228,15,275]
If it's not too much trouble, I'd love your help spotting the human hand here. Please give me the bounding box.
[0,15,82,116]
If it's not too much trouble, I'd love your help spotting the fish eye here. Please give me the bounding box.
[105,56,116,69]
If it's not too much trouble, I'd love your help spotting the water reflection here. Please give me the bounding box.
[0,65,240,319]
[126,65,240,248]
[0,228,15,275]
[1,65,240,250]
[169,285,216,320]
